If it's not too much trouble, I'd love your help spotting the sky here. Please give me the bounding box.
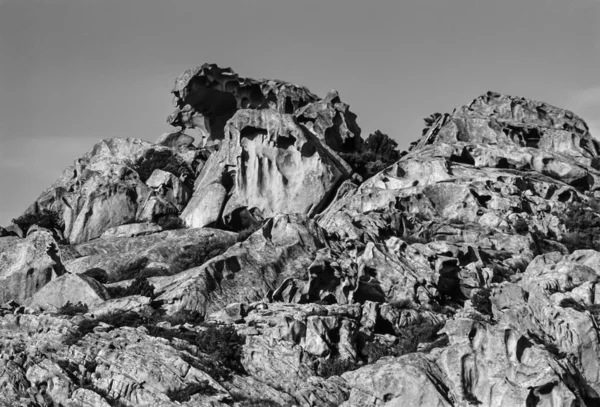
[1,0,599,225]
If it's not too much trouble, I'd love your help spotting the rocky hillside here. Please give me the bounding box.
[1,65,600,406]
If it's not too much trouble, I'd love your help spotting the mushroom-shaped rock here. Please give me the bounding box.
[296,90,363,153]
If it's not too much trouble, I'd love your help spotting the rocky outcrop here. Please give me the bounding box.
[21,138,199,244]
[167,63,362,153]
[0,231,65,303]
[25,273,109,310]
[7,63,600,407]
[181,110,351,229]
[64,227,237,281]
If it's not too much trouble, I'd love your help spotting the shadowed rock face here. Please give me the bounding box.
[168,63,362,152]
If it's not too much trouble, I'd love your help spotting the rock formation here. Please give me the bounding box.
[3,67,600,406]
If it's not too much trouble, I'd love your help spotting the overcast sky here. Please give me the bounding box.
[1,0,599,225]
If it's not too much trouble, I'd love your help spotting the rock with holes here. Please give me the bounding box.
[167,64,362,155]
[0,231,65,303]
[181,109,349,229]
[168,63,319,142]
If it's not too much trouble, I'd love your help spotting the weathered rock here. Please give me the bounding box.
[0,231,65,304]
[168,63,318,141]
[65,228,236,281]
[181,110,349,230]
[20,138,199,244]
[167,64,362,155]
[296,90,363,153]
[24,273,109,310]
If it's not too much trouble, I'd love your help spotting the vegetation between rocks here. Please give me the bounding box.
[339,130,403,180]
[131,148,193,182]
[64,310,245,380]
[557,198,600,252]
[12,208,64,235]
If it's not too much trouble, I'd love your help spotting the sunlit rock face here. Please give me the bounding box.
[181,109,350,229]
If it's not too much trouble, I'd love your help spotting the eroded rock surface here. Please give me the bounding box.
[181,110,350,229]
[6,73,600,406]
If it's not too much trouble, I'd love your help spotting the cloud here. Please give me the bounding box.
[566,87,600,140]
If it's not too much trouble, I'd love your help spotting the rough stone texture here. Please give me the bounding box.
[167,63,362,153]
[0,231,65,304]
[181,110,349,229]
[24,273,109,310]
[20,138,198,244]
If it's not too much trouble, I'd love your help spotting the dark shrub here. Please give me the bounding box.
[339,130,401,180]
[132,148,193,182]
[166,381,216,401]
[170,241,232,273]
[109,276,156,299]
[124,276,156,298]
[559,297,586,312]
[146,322,245,380]
[196,324,245,376]
[471,288,492,316]
[317,357,357,378]
[362,323,443,364]
[164,309,204,325]
[58,301,89,317]
[422,112,444,136]
[82,268,109,284]
[363,130,402,161]
[12,209,64,234]
[156,214,185,230]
